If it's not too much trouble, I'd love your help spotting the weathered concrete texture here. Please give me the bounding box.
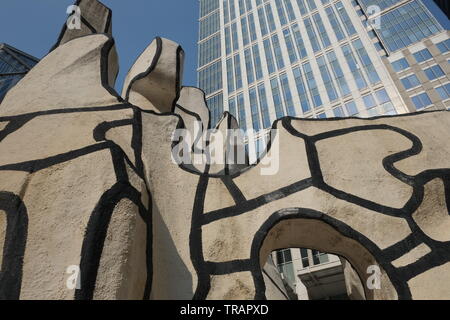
[341,258,366,300]
[51,0,112,52]
[122,37,184,113]
[1,0,450,301]
[176,87,210,131]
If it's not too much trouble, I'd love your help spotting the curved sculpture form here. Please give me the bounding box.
[0,0,449,300]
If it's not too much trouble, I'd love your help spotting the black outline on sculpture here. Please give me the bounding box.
[0,192,28,300]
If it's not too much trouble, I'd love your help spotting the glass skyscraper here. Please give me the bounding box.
[0,43,39,103]
[197,0,449,298]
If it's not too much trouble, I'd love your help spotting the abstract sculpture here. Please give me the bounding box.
[0,0,449,300]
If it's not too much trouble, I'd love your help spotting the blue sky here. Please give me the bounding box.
[0,0,200,90]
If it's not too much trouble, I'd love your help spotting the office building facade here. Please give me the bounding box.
[197,0,449,299]
[0,44,39,103]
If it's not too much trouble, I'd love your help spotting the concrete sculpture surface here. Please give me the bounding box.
[0,0,450,300]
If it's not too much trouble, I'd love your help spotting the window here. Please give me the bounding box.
[276,249,295,289]
[335,1,357,36]
[0,77,17,101]
[296,0,308,16]
[225,26,232,55]
[241,17,250,46]
[377,1,441,52]
[435,83,450,100]
[303,62,323,107]
[312,250,329,265]
[257,7,269,36]
[199,11,220,40]
[413,48,433,63]
[283,28,298,64]
[270,78,286,118]
[306,0,316,11]
[411,92,432,110]
[400,74,421,90]
[244,49,255,85]
[231,23,239,51]
[375,89,396,115]
[327,51,351,96]
[317,56,338,101]
[198,61,222,95]
[228,96,237,118]
[280,74,296,116]
[263,39,276,74]
[363,94,376,110]
[342,44,368,90]
[238,0,245,15]
[391,58,410,72]
[333,106,345,117]
[234,54,243,89]
[200,0,219,18]
[325,6,345,42]
[375,89,390,105]
[271,35,285,70]
[304,17,321,53]
[258,84,272,129]
[293,67,311,113]
[292,24,307,60]
[300,248,309,268]
[424,65,445,81]
[229,0,236,21]
[359,0,398,11]
[198,34,221,67]
[207,93,223,128]
[352,39,380,84]
[345,101,359,116]
[248,13,257,42]
[245,0,252,12]
[223,0,230,24]
[237,93,247,130]
[252,44,264,80]
[313,13,331,48]
[436,39,450,54]
[274,0,288,26]
[249,88,261,131]
[226,58,235,93]
[265,3,276,32]
[283,0,296,22]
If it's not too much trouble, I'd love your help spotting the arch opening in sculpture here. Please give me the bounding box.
[251,208,400,301]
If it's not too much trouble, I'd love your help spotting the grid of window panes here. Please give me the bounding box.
[201,0,383,128]
[207,93,224,127]
[198,0,443,134]
[0,45,38,103]
[371,0,442,52]
[198,0,222,123]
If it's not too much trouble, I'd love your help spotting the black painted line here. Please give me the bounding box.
[0,192,28,300]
